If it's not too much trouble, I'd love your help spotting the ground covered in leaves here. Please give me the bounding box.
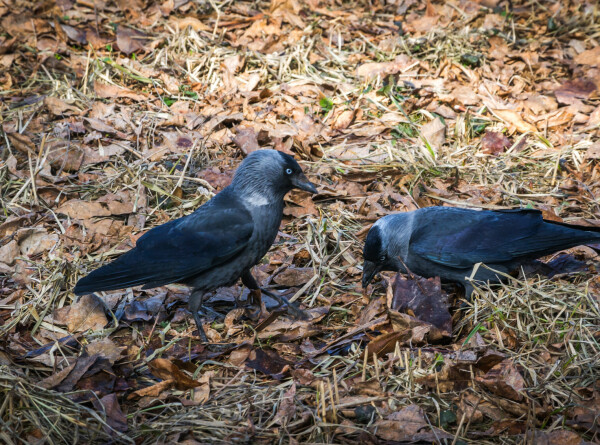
[1,0,600,443]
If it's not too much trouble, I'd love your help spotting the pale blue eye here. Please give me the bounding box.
[286,168,293,175]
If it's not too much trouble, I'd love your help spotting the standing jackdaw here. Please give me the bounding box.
[362,206,600,296]
[75,150,317,341]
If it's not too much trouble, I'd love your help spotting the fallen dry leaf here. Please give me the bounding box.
[148,358,201,390]
[491,108,537,133]
[391,274,452,338]
[273,267,314,287]
[476,359,525,402]
[481,131,511,155]
[421,116,445,150]
[49,295,108,332]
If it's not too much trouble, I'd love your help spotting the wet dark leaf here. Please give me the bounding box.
[391,274,452,339]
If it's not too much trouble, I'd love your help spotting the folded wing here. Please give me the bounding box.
[411,208,600,268]
[74,203,254,294]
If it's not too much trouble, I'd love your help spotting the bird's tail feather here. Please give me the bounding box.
[73,250,171,295]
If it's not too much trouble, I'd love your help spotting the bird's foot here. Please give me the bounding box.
[244,288,267,321]
[193,313,209,343]
[260,288,310,320]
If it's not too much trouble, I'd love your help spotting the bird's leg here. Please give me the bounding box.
[188,290,208,343]
[242,270,308,320]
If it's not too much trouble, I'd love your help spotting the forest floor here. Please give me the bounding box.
[1,0,599,443]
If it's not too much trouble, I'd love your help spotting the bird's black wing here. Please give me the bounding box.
[74,197,253,294]
[410,208,595,269]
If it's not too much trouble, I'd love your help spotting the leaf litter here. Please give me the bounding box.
[1,0,600,443]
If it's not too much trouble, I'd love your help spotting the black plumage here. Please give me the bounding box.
[75,150,317,341]
[362,206,600,295]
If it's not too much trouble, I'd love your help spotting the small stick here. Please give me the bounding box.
[373,352,380,381]
[361,347,369,381]
[327,378,337,423]
[332,368,340,405]
[320,381,327,420]
[451,411,467,445]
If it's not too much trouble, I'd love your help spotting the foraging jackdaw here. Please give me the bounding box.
[75,150,317,341]
[362,206,600,296]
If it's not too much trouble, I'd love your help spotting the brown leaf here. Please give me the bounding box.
[356,55,412,80]
[273,267,314,287]
[148,358,201,390]
[245,348,291,378]
[257,306,329,342]
[116,26,150,55]
[372,404,453,442]
[6,132,35,154]
[566,389,600,434]
[331,109,355,130]
[92,393,128,432]
[47,141,84,172]
[555,79,597,105]
[60,24,87,45]
[585,142,600,160]
[272,382,296,426]
[83,143,126,165]
[197,167,233,191]
[128,379,174,399]
[574,46,600,66]
[0,240,19,267]
[233,127,260,155]
[476,359,525,402]
[491,108,537,133]
[168,16,211,32]
[57,200,111,219]
[421,116,445,150]
[524,429,590,445]
[391,274,452,338]
[44,96,80,116]
[481,131,511,155]
[56,354,101,392]
[49,294,108,332]
[86,338,125,365]
[94,80,147,101]
[366,331,410,357]
[38,361,77,389]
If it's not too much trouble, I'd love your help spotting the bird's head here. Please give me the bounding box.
[361,217,405,289]
[233,150,317,200]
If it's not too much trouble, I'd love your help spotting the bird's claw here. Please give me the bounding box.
[260,287,309,320]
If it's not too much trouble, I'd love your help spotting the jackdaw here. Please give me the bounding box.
[75,149,317,341]
[362,206,600,296]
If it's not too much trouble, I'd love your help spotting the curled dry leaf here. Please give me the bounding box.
[490,108,537,133]
[476,359,525,402]
[148,358,201,390]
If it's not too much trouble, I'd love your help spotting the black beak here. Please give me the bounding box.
[291,173,318,194]
[362,260,381,289]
